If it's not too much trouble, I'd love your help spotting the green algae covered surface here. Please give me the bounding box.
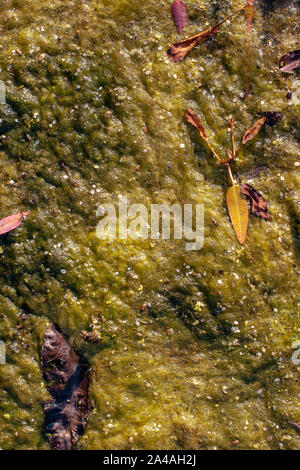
[0,0,299,450]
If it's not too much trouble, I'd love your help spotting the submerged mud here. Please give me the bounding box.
[0,0,299,449]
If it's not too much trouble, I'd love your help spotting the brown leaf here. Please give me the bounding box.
[0,211,30,235]
[240,183,270,220]
[171,0,187,34]
[42,324,90,450]
[185,109,207,139]
[185,109,221,161]
[279,49,300,73]
[167,3,249,62]
[242,117,266,145]
[260,111,283,127]
[226,184,249,244]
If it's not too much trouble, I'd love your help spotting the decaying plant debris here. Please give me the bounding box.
[171,0,187,34]
[240,183,270,220]
[167,4,249,62]
[42,324,90,450]
[185,108,276,243]
[241,112,282,145]
[242,117,266,145]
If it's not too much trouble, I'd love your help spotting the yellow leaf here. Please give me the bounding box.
[226,185,249,244]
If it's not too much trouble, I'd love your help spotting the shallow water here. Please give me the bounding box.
[0,0,299,450]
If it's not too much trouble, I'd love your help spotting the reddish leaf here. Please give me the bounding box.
[171,0,187,34]
[42,324,90,450]
[238,166,268,180]
[240,183,270,220]
[242,117,266,145]
[167,3,249,62]
[185,109,221,161]
[279,49,300,73]
[167,24,221,63]
[185,109,207,138]
[0,211,30,235]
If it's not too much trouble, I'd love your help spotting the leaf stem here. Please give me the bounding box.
[214,3,251,30]
[230,118,236,158]
[227,163,235,186]
[206,140,221,162]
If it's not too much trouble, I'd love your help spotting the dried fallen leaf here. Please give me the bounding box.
[171,0,187,34]
[167,4,248,62]
[261,111,283,127]
[0,211,30,235]
[237,113,282,155]
[42,324,90,450]
[279,49,300,73]
[185,109,221,161]
[242,117,266,145]
[240,183,270,220]
[226,185,249,244]
[185,109,207,138]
